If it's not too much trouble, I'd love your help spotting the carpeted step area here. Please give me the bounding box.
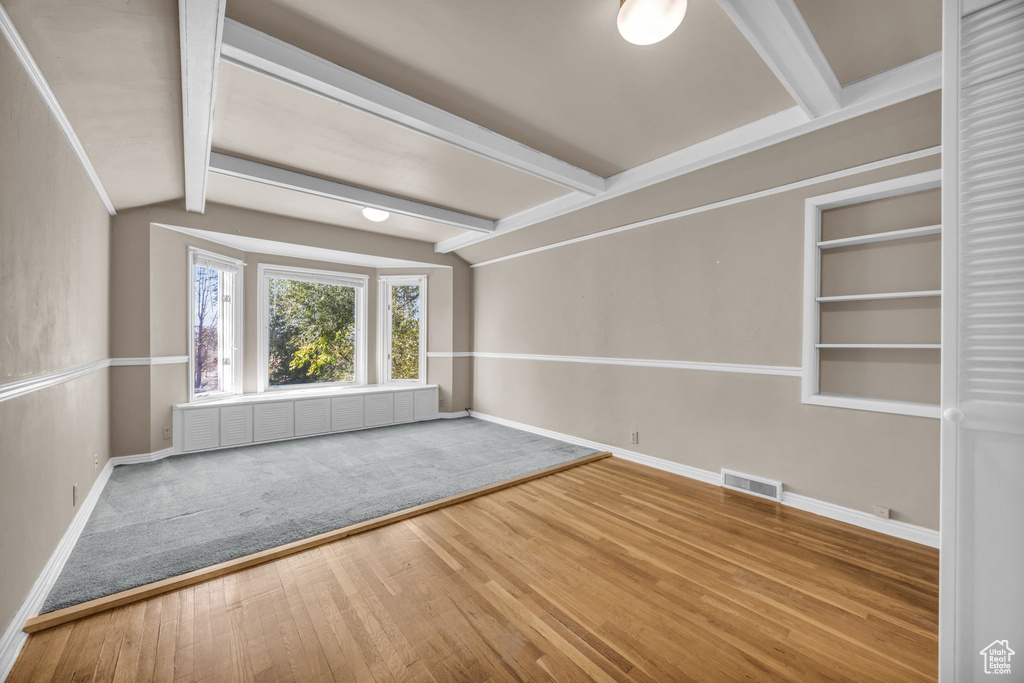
[41,417,597,613]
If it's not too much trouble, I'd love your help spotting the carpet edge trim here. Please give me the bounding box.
[22,451,610,634]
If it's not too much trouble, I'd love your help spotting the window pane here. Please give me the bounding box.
[268,277,357,386]
[391,284,421,380]
[193,265,221,394]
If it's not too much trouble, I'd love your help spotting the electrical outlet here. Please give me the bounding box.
[438,397,445,408]
[871,504,891,519]
[630,430,639,445]
[162,426,171,441]
[94,454,99,470]
[72,484,78,507]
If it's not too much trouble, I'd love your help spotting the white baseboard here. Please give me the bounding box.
[469,411,940,549]
[109,446,179,466]
[437,410,470,419]
[0,460,114,680]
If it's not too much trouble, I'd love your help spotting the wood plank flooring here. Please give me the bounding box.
[8,457,939,682]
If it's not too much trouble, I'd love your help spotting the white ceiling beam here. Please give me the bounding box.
[208,153,496,233]
[434,52,941,254]
[179,0,227,213]
[715,0,841,118]
[220,19,607,196]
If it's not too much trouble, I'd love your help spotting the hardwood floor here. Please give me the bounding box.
[8,458,939,682]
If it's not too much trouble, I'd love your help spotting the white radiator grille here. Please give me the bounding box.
[959,0,1024,433]
[253,402,294,441]
[332,396,364,431]
[364,393,394,426]
[220,405,253,446]
[183,408,219,452]
[414,388,438,421]
[295,399,330,436]
[394,392,415,423]
[721,469,783,502]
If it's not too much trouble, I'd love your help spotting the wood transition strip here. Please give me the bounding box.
[23,451,612,634]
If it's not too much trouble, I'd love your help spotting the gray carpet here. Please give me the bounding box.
[41,417,597,613]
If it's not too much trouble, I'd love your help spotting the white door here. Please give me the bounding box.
[941,1,1024,679]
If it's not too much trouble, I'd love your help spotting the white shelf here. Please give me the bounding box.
[817,224,941,249]
[816,343,941,349]
[817,290,941,303]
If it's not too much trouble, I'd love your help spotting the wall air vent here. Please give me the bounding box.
[721,469,783,502]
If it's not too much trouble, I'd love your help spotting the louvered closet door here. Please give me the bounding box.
[942,1,1024,678]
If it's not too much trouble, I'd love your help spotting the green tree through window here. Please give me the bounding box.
[390,284,421,380]
[268,278,357,385]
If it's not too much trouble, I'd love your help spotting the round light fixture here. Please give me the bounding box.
[617,0,688,46]
[362,207,390,222]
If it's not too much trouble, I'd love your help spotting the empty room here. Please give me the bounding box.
[1,0,1022,680]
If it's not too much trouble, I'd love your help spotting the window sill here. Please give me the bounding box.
[178,383,437,409]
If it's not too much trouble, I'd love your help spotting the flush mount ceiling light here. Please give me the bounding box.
[361,207,390,222]
[617,0,688,46]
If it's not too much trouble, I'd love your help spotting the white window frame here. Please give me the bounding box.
[801,169,942,419]
[378,275,428,385]
[188,247,244,402]
[258,264,368,392]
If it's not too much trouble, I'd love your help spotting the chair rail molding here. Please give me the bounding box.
[0,357,189,404]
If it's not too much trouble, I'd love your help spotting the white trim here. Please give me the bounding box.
[468,146,942,268]
[110,356,189,366]
[220,19,605,196]
[468,411,940,548]
[154,222,450,270]
[715,0,841,117]
[179,0,226,213]
[435,53,942,254]
[188,247,244,402]
[209,153,496,233]
[782,491,941,548]
[816,291,942,302]
[426,351,474,359]
[0,359,110,404]
[802,169,943,419]
[468,351,802,377]
[437,410,470,419]
[939,1,961,677]
[0,356,186,404]
[258,263,369,392]
[818,224,942,249]
[804,393,941,419]
[0,4,116,216]
[815,344,941,350]
[108,447,179,466]
[0,460,114,681]
[378,275,428,385]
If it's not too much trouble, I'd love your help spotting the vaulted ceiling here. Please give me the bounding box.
[2,0,942,260]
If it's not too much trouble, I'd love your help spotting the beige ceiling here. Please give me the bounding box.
[794,0,942,85]
[225,0,796,178]
[205,173,467,243]
[4,0,183,210]
[212,63,568,220]
[4,0,943,244]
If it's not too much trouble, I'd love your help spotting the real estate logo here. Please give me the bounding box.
[980,639,1015,675]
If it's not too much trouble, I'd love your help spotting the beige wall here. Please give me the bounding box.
[0,40,111,630]
[109,206,474,455]
[470,98,942,529]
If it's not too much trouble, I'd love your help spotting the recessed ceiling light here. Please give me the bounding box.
[362,207,390,222]
[617,0,688,46]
